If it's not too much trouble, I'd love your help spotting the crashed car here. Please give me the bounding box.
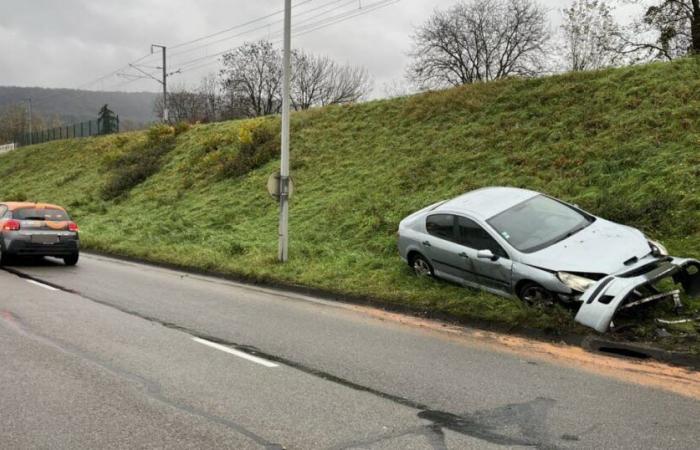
[397,187,699,333]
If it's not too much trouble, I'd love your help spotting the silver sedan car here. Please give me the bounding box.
[398,187,699,332]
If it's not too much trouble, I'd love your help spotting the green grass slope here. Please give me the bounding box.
[1,59,699,348]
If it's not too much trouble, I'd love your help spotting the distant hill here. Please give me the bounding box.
[0,86,159,128]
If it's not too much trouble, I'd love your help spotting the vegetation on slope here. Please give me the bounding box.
[1,58,699,349]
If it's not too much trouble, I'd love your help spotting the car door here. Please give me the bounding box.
[423,214,479,285]
[456,215,513,294]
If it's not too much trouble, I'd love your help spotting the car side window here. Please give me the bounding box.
[0,206,7,218]
[426,214,455,241]
[457,216,508,258]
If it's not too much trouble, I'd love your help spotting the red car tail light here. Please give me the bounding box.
[1,219,20,231]
[68,222,79,232]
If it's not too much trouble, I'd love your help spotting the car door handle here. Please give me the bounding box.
[422,241,431,247]
[458,252,469,259]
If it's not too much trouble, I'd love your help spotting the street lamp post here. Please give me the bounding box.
[278,0,292,262]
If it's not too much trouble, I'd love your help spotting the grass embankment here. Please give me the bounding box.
[1,59,699,351]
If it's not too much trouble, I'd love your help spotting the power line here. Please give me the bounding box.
[30,52,154,106]
[169,0,316,50]
[24,0,400,111]
[168,0,353,62]
[173,0,399,76]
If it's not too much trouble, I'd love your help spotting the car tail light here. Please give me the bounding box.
[68,222,79,232]
[1,219,20,231]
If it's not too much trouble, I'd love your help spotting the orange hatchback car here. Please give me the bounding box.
[0,202,80,266]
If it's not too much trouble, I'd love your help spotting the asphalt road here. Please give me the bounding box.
[0,253,698,449]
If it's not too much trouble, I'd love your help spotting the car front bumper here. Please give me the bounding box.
[574,257,700,333]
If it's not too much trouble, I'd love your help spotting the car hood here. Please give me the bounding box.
[522,218,651,274]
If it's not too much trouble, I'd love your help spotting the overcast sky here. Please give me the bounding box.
[0,0,642,96]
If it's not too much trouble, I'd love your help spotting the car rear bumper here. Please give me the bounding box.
[4,238,79,257]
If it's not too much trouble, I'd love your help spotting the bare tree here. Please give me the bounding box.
[198,73,221,122]
[0,104,46,144]
[291,50,372,110]
[220,41,283,118]
[382,79,413,99]
[408,0,550,89]
[615,0,700,61]
[561,0,623,71]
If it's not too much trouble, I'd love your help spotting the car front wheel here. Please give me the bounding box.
[517,282,555,308]
[63,253,79,266]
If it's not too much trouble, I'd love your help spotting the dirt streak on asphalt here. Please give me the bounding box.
[345,305,700,401]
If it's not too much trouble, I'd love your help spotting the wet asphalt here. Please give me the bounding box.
[0,253,698,449]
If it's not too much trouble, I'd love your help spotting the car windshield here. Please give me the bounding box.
[13,208,69,221]
[487,195,593,253]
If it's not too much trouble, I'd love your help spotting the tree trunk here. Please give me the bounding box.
[693,0,700,53]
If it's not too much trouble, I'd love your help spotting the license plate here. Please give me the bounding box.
[31,235,59,245]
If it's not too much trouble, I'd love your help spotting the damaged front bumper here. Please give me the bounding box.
[575,257,700,333]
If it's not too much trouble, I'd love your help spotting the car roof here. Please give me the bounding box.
[1,202,66,212]
[436,187,540,220]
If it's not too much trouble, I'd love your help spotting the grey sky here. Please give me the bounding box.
[0,0,643,96]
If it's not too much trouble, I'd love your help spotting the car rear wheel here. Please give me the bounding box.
[0,247,9,266]
[63,253,79,266]
[518,282,555,308]
[411,254,434,278]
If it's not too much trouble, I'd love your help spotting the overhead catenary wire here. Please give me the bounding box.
[168,0,352,60]
[168,0,316,50]
[23,0,400,109]
[172,0,398,75]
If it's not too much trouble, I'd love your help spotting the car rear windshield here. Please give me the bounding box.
[13,208,70,221]
[487,195,593,253]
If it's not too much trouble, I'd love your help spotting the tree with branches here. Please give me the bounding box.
[407,0,550,89]
[560,0,622,71]
[219,40,371,117]
[615,0,700,60]
[291,50,371,110]
[220,40,283,118]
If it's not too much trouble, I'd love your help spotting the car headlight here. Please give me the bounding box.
[647,239,668,257]
[557,272,596,292]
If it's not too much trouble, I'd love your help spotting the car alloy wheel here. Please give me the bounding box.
[412,255,433,278]
[519,283,555,308]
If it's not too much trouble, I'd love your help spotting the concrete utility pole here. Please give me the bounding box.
[278,0,292,262]
[151,44,169,123]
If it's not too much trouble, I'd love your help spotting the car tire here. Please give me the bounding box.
[0,246,9,266]
[411,253,434,278]
[63,253,79,266]
[517,282,555,308]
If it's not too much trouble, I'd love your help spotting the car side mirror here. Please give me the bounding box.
[477,249,498,261]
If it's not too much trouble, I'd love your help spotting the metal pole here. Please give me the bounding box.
[162,47,168,123]
[151,44,169,123]
[27,98,33,145]
[278,0,292,262]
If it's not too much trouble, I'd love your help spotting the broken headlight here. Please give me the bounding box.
[647,239,669,257]
[557,272,596,292]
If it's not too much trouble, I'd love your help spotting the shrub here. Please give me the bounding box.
[220,119,279,178]
[100,125,177,200]
[173,121,192,136]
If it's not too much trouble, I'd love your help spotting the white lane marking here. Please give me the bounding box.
[26,279,59,291]
[192,337,279,368]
